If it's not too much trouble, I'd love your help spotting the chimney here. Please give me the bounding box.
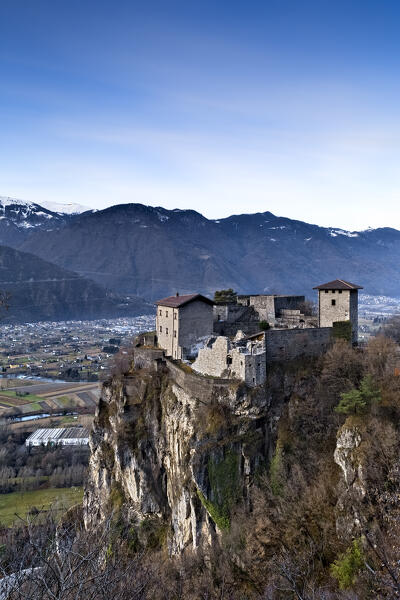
[176,292,179,297]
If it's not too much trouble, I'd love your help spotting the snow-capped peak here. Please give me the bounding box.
[0,196,92,215]
[328,228,359,238]
[0,196,35,209]
[38,200,92,215]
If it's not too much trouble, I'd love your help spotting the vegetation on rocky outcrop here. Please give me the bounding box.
[42,335,400,597]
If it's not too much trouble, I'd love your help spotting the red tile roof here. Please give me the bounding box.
[156,293,214,308]
[313,279,363,290]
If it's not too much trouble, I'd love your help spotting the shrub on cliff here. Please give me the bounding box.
[335,375,381,415]
[331,538,365,589]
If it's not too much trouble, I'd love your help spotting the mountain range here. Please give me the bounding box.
[1,195,400,321]
[0,198,151,322]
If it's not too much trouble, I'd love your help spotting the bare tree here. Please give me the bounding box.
[0,511,149,600]
[366,335,397,382]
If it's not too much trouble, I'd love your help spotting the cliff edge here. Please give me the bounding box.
[83,349,302,555]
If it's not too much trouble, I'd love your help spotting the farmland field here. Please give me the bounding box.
[0,380,100,423]
[0,487,84,526]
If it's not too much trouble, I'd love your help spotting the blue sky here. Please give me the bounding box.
[1,0,400,229]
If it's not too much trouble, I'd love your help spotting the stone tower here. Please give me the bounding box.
[313,279,363,344]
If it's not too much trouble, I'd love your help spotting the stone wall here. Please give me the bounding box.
[133,347,165,370]
[213,304,260,337]
[165,358,234,404]
[265,327,332,362]
[213,303,249,323]
[274,295,305,315]
[192,337,230,378]
[192,336,267,387]
[349,290,359,344]
[237,294,305,323]
[230,347,266,387]
[249,296,276,322]
[178,301,214,358]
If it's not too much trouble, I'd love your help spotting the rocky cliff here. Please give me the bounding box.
[83,351,305,555]
[82,340,400,597]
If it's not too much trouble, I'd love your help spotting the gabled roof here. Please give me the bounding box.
[313,279,363,290]
[156,293,214,308]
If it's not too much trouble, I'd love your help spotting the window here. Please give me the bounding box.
[159,309,162,316]
[174,313,177,319]
[159,326,162,332]
[166,328,169,335]
[324,290,328,294]
[339,290,342,294]
[166,310,168,317]
[174,331,176,338]
[332,299,336,306]
[332,290,335,294]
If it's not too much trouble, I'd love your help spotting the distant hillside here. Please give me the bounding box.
[8,202,400,300]
[0,245,152,323]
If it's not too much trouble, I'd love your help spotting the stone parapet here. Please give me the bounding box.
[265,327,332,362]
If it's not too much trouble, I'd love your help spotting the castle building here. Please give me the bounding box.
[152,279,362,387]
[313,279,363,344]
[156,293,214,359]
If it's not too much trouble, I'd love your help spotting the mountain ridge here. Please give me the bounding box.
[3,197,400,301]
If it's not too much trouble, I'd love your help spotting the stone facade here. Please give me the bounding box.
[318,289,359,344]
[156,297,214,360]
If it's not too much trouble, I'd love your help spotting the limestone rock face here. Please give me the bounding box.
[334,424,367,539]
[83,361,295,555]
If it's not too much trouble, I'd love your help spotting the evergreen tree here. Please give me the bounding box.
[335,374,381,415]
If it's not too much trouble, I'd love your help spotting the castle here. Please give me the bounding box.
[154,279,362,387]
